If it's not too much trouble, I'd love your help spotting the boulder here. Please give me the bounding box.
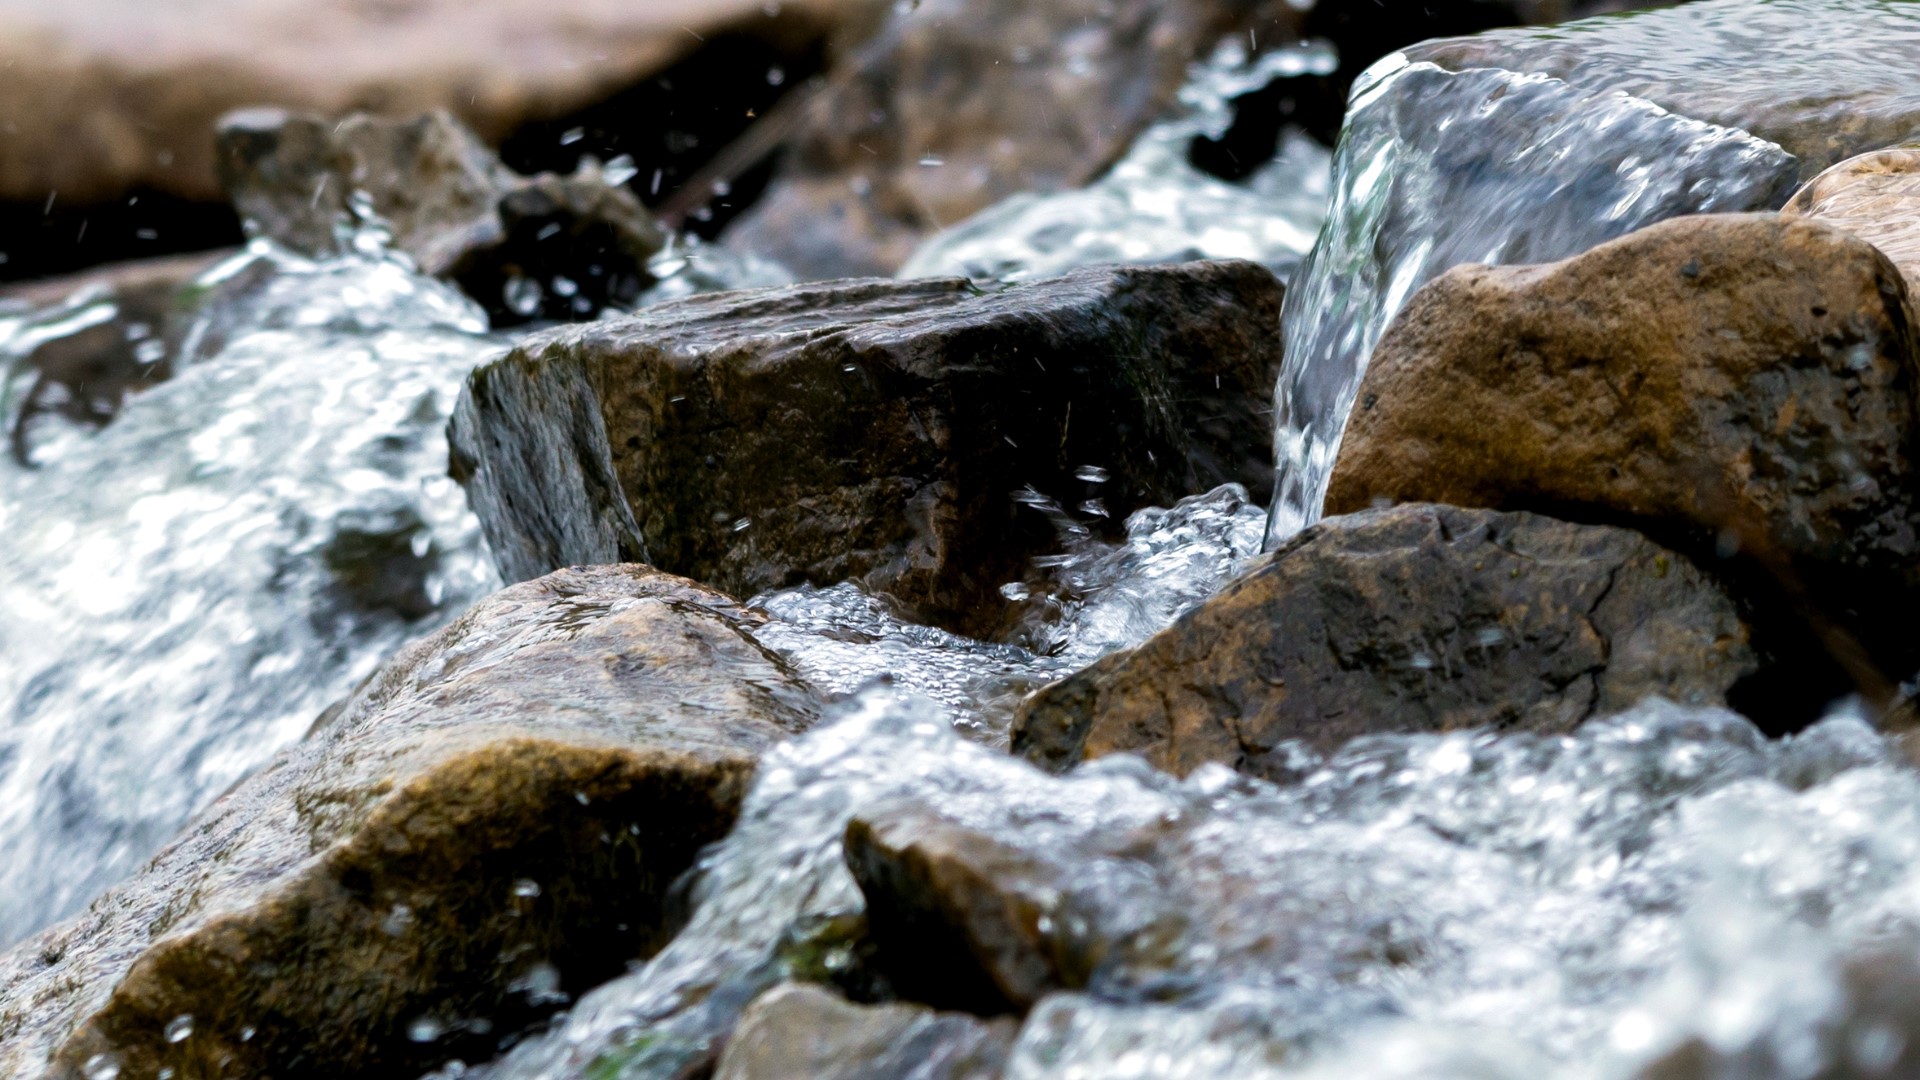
[0,0,856,206]
[712,983,1016,1080]
[0,565,820,1080]
[720,0,1303,279]
[1013,504,1756,779]
[1783,147,1920,287]
[1273,0,1920,536]
[1324,214,1920,707]
[448,259,1284,638]
[215,109,666,324]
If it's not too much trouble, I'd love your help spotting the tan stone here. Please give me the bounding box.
[1783,147,1920,287]
[0,565,820,1079]
[713,984,1016,1080]
[1324,213,1920,699]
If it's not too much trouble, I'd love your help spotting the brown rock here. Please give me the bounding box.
[721,0,1302,279]
[448,259,1285,638]
[1783,147,1920,287]
[1013,504,1756,778]
[0,0,859,206]
[1324,213,1920,703]
[0,565,820,1080]
[713,983,1016,1080]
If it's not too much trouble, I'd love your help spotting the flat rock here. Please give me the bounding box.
[1013,504,1756,778]
[0,0,857,205]
[0,565,820,1079]
[722,0,1300,279]
[448,259,1284,638]
[713,983,1016,1080]
[1324,214,1920,708]
[1783,147,1920,287]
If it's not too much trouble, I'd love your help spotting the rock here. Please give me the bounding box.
[721,0,1303,279]
[0,0,857,206]
[0,565,820,1080]
[1783,147,1920,287]
[215,109,666,324]
[712,983,1016,1080]
[449,259,1284,638]
[1323,214,1920,710]
[1408,0,1920,180]
[1013,504,1755,778]
[1272,0,1920,536]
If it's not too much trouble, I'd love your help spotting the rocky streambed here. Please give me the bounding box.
[5,0,1920,1078]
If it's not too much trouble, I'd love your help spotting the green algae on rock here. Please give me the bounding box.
[0,564,820,1080]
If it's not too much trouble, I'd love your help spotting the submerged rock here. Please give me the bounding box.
[216,109,666,324]
[723,0,1302,279]
[1014,504,1754,779]
[713,983,1016,1080]
[1273,0,1920,538]
[1325,214,1920,712]
[0,565,819,1079]
[449,260,1283,638]
[1783,146,1920,287]
[0,0,855,206]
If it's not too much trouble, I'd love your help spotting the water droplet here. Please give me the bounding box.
[1000,582,1031,602]
[603,155,639,187]
[82,1053,120,1080]
[504,276,543,317]
[382,903,415,936]
[731,517,753,533]
[559,127,586,146]
[408,1016,445,1043]
[511,878,541,898]
[1075,465,1111,483]
[550,276,579,298]
[164,1014,194,1043]
[766,65,786,86]
[919,154,945,167]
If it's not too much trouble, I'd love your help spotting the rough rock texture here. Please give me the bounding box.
[0,565,820,1080]
[846,802,1080,1013]
[1013,504,1756,779]
[216,109,665,322]
[721,0,1303,279]
[1784,147,1920,287]
[1408,0,1920,181]
[1324,214,1920,701]
[712,983,1016,1080]
[0,0,857,205]
[449,259,1284,637]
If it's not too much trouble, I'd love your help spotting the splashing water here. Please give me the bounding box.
[472,688,1920,1080]
[0,245,501,943]
[900,41,1335,284]
[1266,52,1798,541]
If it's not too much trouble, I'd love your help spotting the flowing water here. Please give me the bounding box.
[0,246,503,944]
[8,5,1920,1079]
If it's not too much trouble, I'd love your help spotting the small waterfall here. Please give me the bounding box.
[1267,54,1800,542]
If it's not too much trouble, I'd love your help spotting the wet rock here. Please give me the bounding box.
[1783,147,1920,287]
[449,259,1284,638]
[1273,0,1920,536]
[0,565,820,1080]
[216,110,666,323]
[1409,0,1920,181]
[1324,214,1920,710]
[1013,504,1755,778]
[721,0,1303,279]
[0,0,856,206]
[713,983,1016,1080]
